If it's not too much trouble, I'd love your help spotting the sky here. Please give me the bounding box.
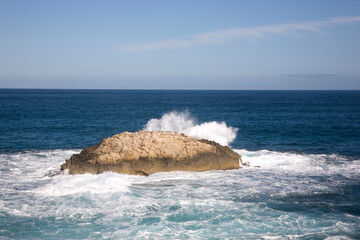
[1,0,360,90]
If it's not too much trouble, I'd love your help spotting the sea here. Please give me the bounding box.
[0,89,359,239]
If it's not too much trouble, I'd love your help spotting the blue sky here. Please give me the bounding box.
[1,0,360,89]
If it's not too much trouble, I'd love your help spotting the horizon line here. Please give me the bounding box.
[1,88,360,91]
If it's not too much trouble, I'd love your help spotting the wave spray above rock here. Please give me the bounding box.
[143,111,238,146]
[61,131,241,176]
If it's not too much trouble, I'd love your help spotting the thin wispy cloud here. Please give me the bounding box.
[283,73,338,78]
[118,16,360,52]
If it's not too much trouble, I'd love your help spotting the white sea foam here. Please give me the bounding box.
[34,172,132,196]
[143,111,238,146]
[325,236,353,240]
[0,149,79,184]
[0,149,358,199]
[236,149,360,178]
[21,149,359,201]
[1,149,360,238]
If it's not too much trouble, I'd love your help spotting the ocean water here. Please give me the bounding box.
[1,89,360,239]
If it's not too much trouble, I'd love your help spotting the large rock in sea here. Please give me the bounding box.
[61,131,241,176]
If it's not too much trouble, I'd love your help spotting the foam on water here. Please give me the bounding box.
[1,149,360,239]
[143,111,238,146]
[237,149,360,178]
[34,172,132,197]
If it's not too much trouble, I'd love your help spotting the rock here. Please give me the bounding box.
[61,131,242,176]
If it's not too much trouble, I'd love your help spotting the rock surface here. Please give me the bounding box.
[61,131,241,175]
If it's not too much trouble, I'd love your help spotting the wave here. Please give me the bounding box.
[1,149,360,240]
[34,172,132,197]
[143,111,238,146]
[236,149,360,178]
[1,149,359,198]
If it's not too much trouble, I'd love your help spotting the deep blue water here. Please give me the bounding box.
[1,89,360,239]
[1,89,359,156]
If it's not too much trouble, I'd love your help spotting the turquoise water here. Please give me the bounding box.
[1,90,360,239]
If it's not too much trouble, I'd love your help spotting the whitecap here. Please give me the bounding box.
[235,149,360,178]
[143,110,238,146]
[34,172,132,197]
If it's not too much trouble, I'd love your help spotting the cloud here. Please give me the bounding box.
[283,73,339,78]
[118,16,360,52]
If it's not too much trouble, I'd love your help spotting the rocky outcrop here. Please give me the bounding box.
[61,131,241,176]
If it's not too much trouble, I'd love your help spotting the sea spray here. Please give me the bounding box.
[34,172,132,197]
[2,149,360,238]
[143,111,238,146]
[236,149,360,178]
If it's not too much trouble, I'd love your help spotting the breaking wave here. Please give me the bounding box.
[1,149,360,238]
[143,111,238,146]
